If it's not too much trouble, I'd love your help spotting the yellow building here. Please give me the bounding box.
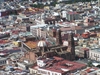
[13,41,21,47]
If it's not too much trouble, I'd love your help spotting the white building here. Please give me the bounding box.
[30,24,47,38]
[62,11,67,18]
[0,58,7,66]
[66,12,80,21]
[89,48,100,61]
[98,0,100,6]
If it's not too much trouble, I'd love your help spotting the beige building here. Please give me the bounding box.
[98,0,100,6]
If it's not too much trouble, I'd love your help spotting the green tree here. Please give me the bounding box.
[50,1,57,6]
[87,61,93,67]
[30,4,44,8]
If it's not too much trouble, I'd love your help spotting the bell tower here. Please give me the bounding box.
[67,32,75,61]
[56,29,62,45]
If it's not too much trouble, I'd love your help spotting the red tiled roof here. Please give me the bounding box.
[12,30,20,34]
[60,26,83,31]
[14,68,22,71]
[0,40,10,44]
[33,56,86,74]
[44,57,86,73]
[53,56,64,61]
[81,48,89,51]
[85,67,98,73]
[68,12,78,15]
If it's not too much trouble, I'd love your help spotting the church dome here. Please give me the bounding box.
[63,40,68,46]
[37,40,47,47]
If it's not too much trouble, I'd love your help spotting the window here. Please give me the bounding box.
[38,70,41,73]
[41,70,46,74]
[98,55,99,58]
[91,53,92,56]
[48,72,50,75]
[4,60,6,63]
[94,54,95,57]
[91,53,93,58]
[52,73,54,75]
[0,61,2,64]
[2,61,4,64]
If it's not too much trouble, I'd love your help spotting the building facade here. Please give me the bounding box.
[66,12,80,21]
[89,48,100,61]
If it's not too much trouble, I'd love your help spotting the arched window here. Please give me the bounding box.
[48,72,50,75]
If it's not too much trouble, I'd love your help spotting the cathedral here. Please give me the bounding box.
[37,29,75,61]
[22,29,76,63]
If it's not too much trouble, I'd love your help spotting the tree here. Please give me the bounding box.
[50,1,57,6]
[87,61,93,67]
[30,4,44,8]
